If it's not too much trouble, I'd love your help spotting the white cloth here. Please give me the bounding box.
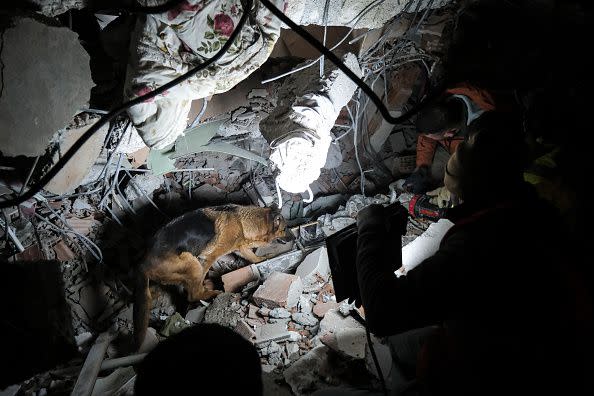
[396,218,454,277]
[125,0,285,149]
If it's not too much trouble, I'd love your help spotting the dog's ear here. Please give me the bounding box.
[268,202,279,212]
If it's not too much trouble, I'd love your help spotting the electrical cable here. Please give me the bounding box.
[2,0,436,209]
[259,0,435,126]
[261,0,387,85]
[0,0,253,209]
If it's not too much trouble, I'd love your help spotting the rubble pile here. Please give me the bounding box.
[0,4,452,393]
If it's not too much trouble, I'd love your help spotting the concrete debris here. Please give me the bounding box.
[248,89,268,99]
[72,197,93,214]
[255,250,305,280]
[253,272,303,309]
[114,123,147,155]
[338,300,356,316]
[286,342,301,360]
[45,119,110,195]
[255,240,295,259]
[204,293,241,329]
[0,19,93,158]
[299,295,313,314]
[335,328,367,359]
[185,306,207,324]
[248,304,260,319]
[295,247,330,288]
[365,336,393,380]
[282,345,332,395]
[65,216,100,237]
[124,174,163,201]
[192,183,227,203]
[235,319,258,341]
[258,307,271,317]
[313,301,339,318]
[319,309,364,337]
[269,308,291,319]
[291,312,319,327]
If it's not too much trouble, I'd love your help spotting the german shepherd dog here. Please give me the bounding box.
[134,205,289,349]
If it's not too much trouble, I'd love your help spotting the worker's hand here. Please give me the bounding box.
[357,204,386,231]
[404,166,431,193]
[426,186,451,208]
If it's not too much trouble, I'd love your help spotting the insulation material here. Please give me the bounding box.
[396,218,454,277]
[125,0,285,149]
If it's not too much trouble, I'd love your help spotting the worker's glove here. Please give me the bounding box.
[404,166,431,194]
[426,186,451,208]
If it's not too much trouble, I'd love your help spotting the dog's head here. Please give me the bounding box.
[266,207,292,244]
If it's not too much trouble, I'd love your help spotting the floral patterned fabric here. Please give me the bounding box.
[125,0,285,149]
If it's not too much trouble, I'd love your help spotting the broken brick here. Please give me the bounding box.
[252,272,303,309]
[248,304,260,319]
[53,240,75,261]
[313,301,339,318]
[221,264,259,293]
[15,244,44,261]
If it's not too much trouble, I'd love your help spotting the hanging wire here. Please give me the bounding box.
[261,0,388,84]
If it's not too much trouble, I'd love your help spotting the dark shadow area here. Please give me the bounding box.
[0,259,77,388]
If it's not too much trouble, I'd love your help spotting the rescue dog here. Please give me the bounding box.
[134,205,289,349]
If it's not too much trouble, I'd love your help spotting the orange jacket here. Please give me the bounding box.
[416,83,496,168]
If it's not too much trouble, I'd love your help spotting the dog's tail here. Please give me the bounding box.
[133,270,151,351]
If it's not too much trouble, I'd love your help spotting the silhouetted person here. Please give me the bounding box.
[135,323,263,395]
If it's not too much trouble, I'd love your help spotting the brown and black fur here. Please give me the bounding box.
[134,205,288,349]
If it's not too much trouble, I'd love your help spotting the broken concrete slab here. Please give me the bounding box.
[335,328,367,359]
[253,272,303,309]
[255,250,305,280]
[255,321,292,346]
[319,309,364,336]
[0,19,93,157]
[44,119,110,195]
[282,345,332,395]
[255,240,295,259]
[203,293,241,329]
[295,247,330,288]
[124,173,163,201]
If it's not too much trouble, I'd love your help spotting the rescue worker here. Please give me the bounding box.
[403,83,496,206]
[316,113,585,396]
